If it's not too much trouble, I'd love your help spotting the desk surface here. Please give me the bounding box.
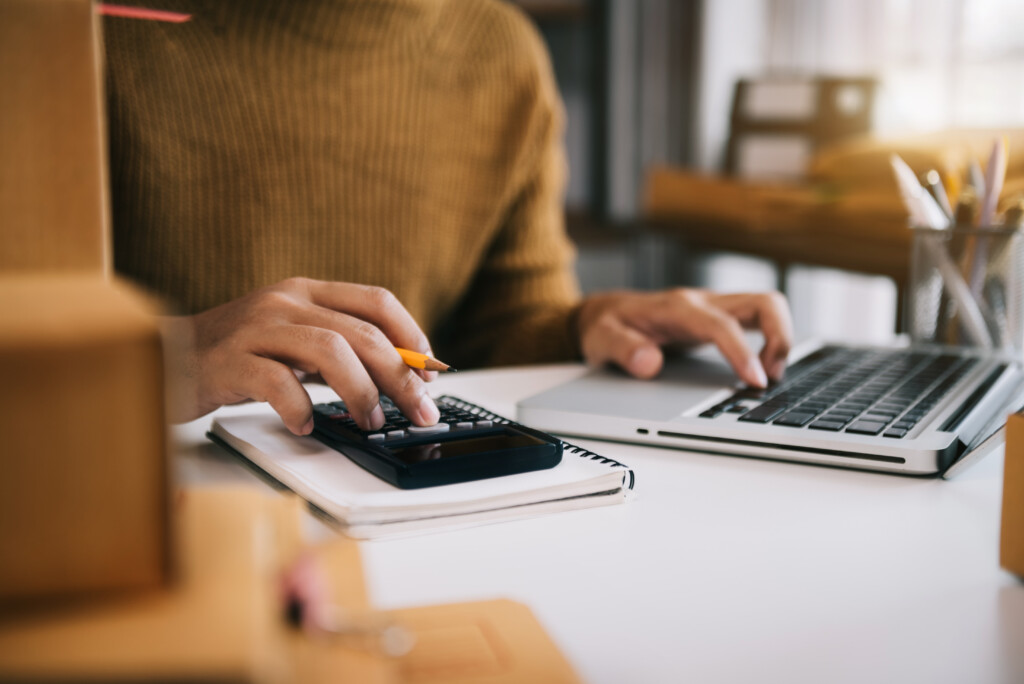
[174,364,1024,684]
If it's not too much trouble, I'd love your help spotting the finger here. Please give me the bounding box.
[703,309,768,388]
[657,297,768,388]
[712,293,793,381]
[759,294,794,381]
[336,318,438,426]
[302,281,433,358]
[285,310,438,426]
[252,325,387,431]
[231,355,315,435]
[581,313,664,379]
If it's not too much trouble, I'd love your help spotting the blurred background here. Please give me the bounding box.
[514,0,1024,344]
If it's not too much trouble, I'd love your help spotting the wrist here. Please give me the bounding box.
[158,315,201,423]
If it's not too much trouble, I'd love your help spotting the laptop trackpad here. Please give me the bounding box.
[520,352,738,422]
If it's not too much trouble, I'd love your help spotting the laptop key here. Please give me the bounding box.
[883,428,908,438]
[738,404,787,423]
[845,420,887,435]
[731,388,767,401]
[826,408,858,416]
[809,419,846,431]
[774,411,817,427]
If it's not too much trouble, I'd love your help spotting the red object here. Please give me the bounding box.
[96,4,192,23]
[279,552,334,634]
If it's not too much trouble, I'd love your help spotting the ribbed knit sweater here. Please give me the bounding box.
[104,0,582,368]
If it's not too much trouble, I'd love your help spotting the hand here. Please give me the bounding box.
[577,289,793,387]
[161,278,440,435]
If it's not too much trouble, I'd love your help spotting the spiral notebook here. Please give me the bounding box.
[209,396,635,540]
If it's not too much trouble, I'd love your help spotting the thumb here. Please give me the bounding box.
[582,315,664,379]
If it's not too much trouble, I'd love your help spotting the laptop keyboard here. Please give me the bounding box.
[698,347,980,438]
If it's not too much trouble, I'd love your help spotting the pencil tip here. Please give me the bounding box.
[448,367,458,373]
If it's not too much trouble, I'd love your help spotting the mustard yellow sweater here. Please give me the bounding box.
[104,0,581,368]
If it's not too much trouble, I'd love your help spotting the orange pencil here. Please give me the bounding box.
[395,347,456,372]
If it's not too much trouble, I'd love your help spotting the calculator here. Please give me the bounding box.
[311,395,563,489]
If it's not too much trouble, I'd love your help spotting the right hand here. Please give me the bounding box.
[161,278,440,435]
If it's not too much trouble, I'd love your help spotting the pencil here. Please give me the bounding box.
[395,347,456,372]
[96,4,193,22]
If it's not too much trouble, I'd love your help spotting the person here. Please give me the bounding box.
[103,0,792,436]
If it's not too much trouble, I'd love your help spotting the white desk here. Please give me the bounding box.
[174,364,1024,684]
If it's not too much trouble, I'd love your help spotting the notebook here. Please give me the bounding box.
[517,340,1024,476]
[209,398,634,540]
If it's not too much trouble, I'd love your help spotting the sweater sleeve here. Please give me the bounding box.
[433,23,583,369]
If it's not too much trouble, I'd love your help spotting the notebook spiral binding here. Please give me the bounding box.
[438,395,635,490]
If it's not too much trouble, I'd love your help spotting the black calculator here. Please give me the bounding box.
[311,395,563,489]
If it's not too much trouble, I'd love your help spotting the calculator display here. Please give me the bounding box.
[389,430,550,465]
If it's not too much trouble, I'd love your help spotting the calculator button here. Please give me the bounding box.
[386,430,406,439]
[367,433,386,441]
[454,421,474,429]
[407,424,451,435]
[474,420,493,428]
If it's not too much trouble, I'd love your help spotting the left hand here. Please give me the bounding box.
[577,289,793,388]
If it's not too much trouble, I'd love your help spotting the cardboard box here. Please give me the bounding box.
[0,488,580,684]
[1002,412,1024,578]
[0,275,169,601]
[0,0,110,272]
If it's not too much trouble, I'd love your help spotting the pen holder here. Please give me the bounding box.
[907,225,1024,359]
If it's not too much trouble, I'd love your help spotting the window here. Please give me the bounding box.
[765,0,1024,133]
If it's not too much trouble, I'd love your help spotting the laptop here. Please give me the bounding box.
[516,340,1024,476]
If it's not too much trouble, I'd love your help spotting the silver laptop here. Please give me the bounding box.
[517,340,1024,476]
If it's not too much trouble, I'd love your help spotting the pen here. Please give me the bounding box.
[947,187,980,343]
[971,137,1009,300]
[96,4,192,22]
[922,169,954,220]
[889,155,948,229]
[395,347,456,372]
[979,137,1007,227]
[954,186,980,228]
[967,157,987,201]
[999,196,1024,352]
[890,155,994,348]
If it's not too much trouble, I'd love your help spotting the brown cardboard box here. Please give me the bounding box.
[0,488,580,684]
[0,274,169,601]
[0,0,110,272]
[1002,412,1024,578]
[392,601,581,684]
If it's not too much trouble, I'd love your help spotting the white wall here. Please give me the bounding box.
[694,0,769,171]
[690,0,899,342]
